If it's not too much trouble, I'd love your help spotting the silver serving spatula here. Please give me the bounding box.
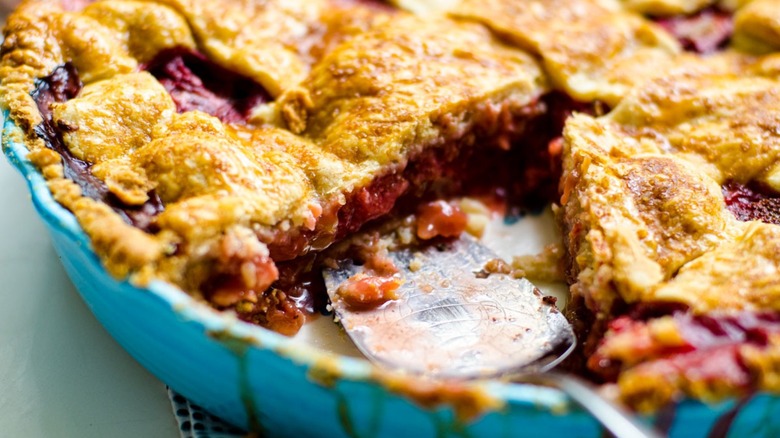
[323,235,575,378]
[323,235,662,438]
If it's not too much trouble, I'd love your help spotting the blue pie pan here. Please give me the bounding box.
[3,110,780,437]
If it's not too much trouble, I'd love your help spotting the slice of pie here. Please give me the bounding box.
[561,51,780,410]
[3,0,780,411]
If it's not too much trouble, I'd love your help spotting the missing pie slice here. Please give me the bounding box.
[4,0,780,411]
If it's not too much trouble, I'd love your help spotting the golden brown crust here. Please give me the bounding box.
[52,72,176,163]
[561,114,740,313]
[450,0,681,106]
[285,15,546,164]
[561,54,780,311]
[651,223,780,312]
[733,0,780,53]
[620,0,717,14]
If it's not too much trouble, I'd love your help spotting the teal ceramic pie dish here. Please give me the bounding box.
[4,109,780,437]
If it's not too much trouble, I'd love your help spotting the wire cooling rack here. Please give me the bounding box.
[167,388,253,438]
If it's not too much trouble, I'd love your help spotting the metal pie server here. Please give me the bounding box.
[323,235,662,438]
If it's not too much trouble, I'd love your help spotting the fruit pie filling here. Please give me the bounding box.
[588,307,780,410]
[655,6,734,54]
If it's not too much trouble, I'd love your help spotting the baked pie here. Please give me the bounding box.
[3,0,780,412]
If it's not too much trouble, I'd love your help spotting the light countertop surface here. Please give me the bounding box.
[0,153,179,437]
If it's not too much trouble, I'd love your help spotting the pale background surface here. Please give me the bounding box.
[0,2,176,435]
[0,154,179,437]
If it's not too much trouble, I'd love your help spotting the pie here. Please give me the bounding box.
[3,0,780,412]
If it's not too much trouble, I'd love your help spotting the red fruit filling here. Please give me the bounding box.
[332,0,397,11]
[416,200,468,240]
[272,257,331,316]
[723,181,780,225]
[631,344,752,392]
[143,48,270,124]
[655,7,734,54]
[590,311,780,384]
[203,255,280,308]
[335,173,411,240]
[61,0,97,12]
[336,273,401,311]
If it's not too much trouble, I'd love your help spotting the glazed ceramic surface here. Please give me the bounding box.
[4,111,780,437]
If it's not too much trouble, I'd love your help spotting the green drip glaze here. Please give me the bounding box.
[337,390,359,438]
[429,410,447,438]
[211,332,266,434]
[428,410,474,438]
[335,386,386,438]
[366,389,385,438]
